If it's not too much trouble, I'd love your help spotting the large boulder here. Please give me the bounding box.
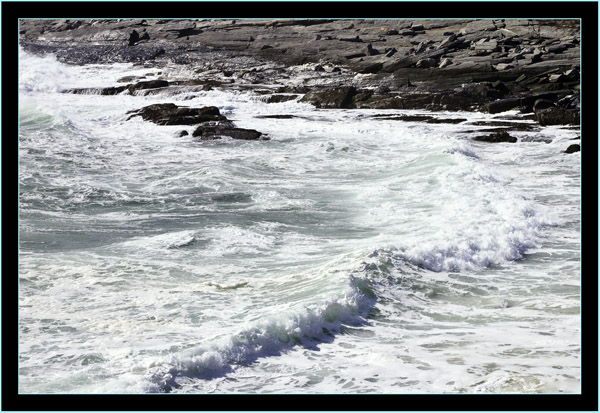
[535,107,580,126]
[126,103,229,125]
[482,97,522,114]
[299,86,357,108]
[533,98,556,112]
[127,103,266,141]
[192,125,263,140]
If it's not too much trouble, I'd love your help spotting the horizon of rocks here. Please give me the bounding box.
[19,18,581,150]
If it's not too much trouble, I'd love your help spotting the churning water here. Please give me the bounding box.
[18,48,581,394]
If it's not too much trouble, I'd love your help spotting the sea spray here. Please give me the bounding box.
[19,48,580,394]
[143,272,377,392]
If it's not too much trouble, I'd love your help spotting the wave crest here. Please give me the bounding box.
[142,277,375,392]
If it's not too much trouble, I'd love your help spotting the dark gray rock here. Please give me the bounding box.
[65,79,169,95]
[385,48,397,57]
[564,68,579,81]
[358,62,384,74]
[483,97,522,114]
[515,92,558,112]
[345,52,366,60]
[126,103,228,125]
[491,80,510,97]
[66,85,128,95]
[192,125,263,140]
[338,36,363,42]
[128,79,169,92]
[19,18,580,121]
[535,107,580,126]
[439,34,457,48]
[466,121,537,131]
[520,136,552,144]
[415,58,436,68]
[381,56,420,72]
[128,30,140,46]
[564,144,580,153]
[117,75,145,83]
[126,102,267,141]
[472,130,517,143]
[414,42,427,54]
[533,98,556,112]
[557,94,580,109]
[168,27,203,38]
[548,73,568,83]
[373,114,466,124]
[366,44,380,56]
[548,44,568,54]
[299,86,357,108]
[266,94,298,103]
[255,114,297,119]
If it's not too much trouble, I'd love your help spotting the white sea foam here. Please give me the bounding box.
[141,274,375,392]
[19,49,580,394]
[120,230,198,251]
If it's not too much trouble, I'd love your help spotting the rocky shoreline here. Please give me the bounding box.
[19,18,580,151]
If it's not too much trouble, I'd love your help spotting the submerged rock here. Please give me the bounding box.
[255,114,298,119]
[465,121,537,132]
[128,79,169,93]
[266,94,298,103]
[520,136,552,144]
[564,144,580,153]
[65,79,169,96]
[472,130,517,143]
[372,114,466,124]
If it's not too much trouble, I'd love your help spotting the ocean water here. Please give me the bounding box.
[18,48,581,394]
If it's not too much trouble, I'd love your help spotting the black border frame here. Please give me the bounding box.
[5,1,598,411]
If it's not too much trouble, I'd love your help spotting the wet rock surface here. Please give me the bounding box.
[20,18,580,143]
[472,130,518,143]
[564,144,580,153]
[371,114,467,124]
[126,103,265,140]
[192,125,264,141]
[126,103,228,125]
